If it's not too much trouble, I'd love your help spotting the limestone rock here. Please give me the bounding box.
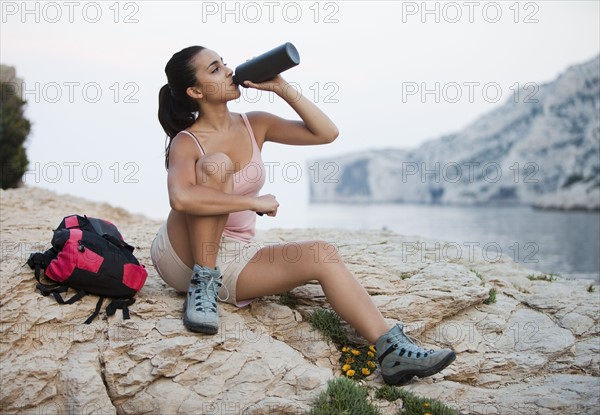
[1,187,598,414]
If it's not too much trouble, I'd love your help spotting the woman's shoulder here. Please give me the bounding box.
[243,111,279,139]
[246,111,292,128]
[174,130,196,139]
[170,130,204,157]
[244,111,276,123]
[171,130,200,147]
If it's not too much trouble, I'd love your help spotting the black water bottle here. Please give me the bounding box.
[233,42,300,87]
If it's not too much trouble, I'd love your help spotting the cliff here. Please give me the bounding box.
[310,56,600,211]
[0,187,598,414]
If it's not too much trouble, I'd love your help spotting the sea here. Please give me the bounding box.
[280,203,600,283]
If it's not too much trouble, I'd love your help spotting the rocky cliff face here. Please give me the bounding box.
[310,56,600,210]
[1,187,598,414]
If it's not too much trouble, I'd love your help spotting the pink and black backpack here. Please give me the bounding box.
[27,214,147,324]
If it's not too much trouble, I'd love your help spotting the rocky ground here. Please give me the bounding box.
[1,187,598,414]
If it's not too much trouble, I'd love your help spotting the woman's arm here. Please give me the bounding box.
[167,134,279,216]
[243,75,339,146]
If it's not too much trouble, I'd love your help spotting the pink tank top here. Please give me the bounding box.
[179,113,266,242]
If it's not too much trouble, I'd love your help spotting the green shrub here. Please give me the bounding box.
[309,309,349,347]
[483,287,497,305]
[309,309,377,381]
[376,385,463,415]
[374,384,403,402]
[277,292,298,307]
[309,377,381,415]
[1,79,31,189]
[470,269,484,283]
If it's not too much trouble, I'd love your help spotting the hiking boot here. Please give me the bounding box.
[183,264,222,334]
[375,323,456,385]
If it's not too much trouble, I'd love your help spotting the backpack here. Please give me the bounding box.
[26,214,148,324]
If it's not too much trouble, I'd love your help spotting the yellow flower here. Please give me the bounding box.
[367,361,376,368]
[346,370,355,377]
[361,368,371,376]
[351,349,360,356]
[367,351,375,358]
[369,345,377,353]
[424,403,430,407]
[342,364,351,372]
[342,347,349,352]
[345,357,354,364]
[424,413,431,415]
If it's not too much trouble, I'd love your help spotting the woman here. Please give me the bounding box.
[151,45,455,385]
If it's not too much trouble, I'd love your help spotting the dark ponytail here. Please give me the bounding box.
[158,46,206,168]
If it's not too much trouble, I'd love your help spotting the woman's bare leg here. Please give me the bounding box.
[168,152,233,270]
[167,153,234,333]
[236,240,390,344]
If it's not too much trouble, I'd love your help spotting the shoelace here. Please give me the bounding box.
[388,326,435,359]
[191,275,221,312]
[190,275,230,311]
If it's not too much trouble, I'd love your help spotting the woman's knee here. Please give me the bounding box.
[196,152,234,191]
[304,240,342,268]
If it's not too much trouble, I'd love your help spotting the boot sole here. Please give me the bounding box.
[183,299,219,335]
[382,351,456,385]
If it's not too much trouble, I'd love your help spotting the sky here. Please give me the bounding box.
[1,0,599,227]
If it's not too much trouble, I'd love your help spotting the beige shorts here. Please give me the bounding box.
[150,222,262,307]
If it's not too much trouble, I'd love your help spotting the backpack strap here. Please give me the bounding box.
[106,298,136,320]
[35,291,130,325]
[37,285,87,305]
[82,298,134,324]
[36,283,67,298]
[84,297,105,324]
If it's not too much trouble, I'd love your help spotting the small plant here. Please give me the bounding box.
[375,384,403,402]
[587,284,596,293]
[469,268,485,283]
[309,377,382,415]
[340,345,378,381]
[308,315,462,414]
[309,309,377,381]
[400,272,413,280]
[277,291,298,307]
[375,385,463,415]
[309,309,349,347]
[526,273,559,282]
[483,287,497,305]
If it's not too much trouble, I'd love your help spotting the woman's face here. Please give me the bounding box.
[189,48,241,103]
